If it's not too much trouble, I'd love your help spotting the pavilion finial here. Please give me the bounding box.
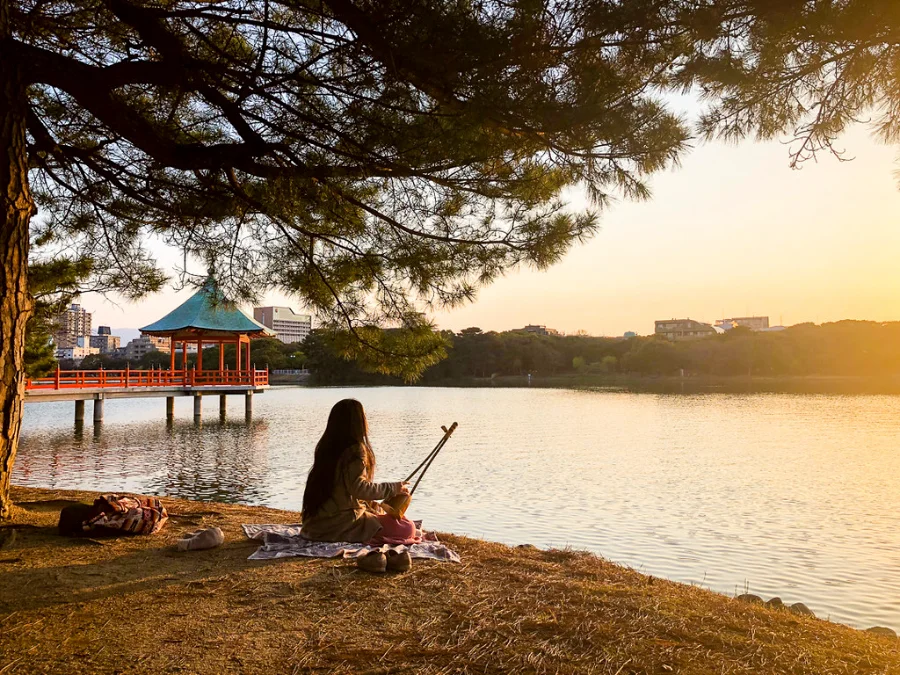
[200,269,220,298]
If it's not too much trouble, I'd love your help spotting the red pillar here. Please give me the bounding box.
[235,338,241,371]
[169,337,175,371]
[197,340,203,371]
[245,338,250,372]
[182,341,187,370]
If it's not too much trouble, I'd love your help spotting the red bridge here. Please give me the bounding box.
[24,367,269,423]
[27,367,268,391]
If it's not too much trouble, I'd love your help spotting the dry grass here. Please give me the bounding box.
[1,486,898,675]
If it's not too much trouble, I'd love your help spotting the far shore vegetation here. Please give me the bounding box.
[304,320,900,391]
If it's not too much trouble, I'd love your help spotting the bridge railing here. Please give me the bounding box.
[26,368,269,390]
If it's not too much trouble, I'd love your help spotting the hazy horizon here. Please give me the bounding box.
[80,124,900,338]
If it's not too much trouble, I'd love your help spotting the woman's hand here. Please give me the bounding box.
[395,481,411,496]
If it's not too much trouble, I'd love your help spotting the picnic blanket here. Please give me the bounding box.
[242,522,460,562]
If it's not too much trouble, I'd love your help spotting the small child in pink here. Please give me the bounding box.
[368,515,420,546]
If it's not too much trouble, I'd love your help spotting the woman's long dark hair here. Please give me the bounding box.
[302,399,376,518]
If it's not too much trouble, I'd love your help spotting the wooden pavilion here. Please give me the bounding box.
[140,276,275,381]
[25,276,273,423]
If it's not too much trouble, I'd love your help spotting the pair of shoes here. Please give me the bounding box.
[386,550,412,573]
[357,551,387,573]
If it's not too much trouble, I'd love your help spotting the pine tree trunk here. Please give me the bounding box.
[0,1,36,519]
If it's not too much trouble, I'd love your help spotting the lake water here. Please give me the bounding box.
[15,387,900,630]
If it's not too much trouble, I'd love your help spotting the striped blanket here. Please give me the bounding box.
[242,523,460,562]
[83,495,169,535]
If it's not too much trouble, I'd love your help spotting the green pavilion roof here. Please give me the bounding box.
[140,277,275,337]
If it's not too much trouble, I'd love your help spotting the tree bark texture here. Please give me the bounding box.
[0,0,36,519]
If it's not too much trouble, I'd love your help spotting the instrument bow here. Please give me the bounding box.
[381,422,458,519]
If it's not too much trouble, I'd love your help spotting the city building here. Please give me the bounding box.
[145,334,173,353]
[53,302,91,349]
[120,334,173,361]
[55,345,100,362]
[654,318,716,341]
[520,324,560,336]
[90,332,121,354]
[253,306,312,344]
[623,331,638,339]
[55,336,99,362]
[715,316,770,331]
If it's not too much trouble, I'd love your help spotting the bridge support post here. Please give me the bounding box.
[74,400,85,422]
[166,397,174,419]
[93,395,104,424]
[219,394,227,419]
[245,392,253,418]
[193,393,202,422]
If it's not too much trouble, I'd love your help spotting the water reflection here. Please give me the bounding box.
[15,387,900,630]
[18,411,271,505]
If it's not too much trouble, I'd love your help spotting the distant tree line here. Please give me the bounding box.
[303,322,900,384]
[36,320,900,384]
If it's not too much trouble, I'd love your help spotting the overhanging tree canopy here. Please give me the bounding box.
[2,0,900,515]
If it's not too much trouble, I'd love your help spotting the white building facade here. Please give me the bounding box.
[253,306,312,344]
[55,337,100,362]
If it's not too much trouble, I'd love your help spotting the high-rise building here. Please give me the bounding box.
[97,325,112,335]
[53,303,92,349]
[253,306,312,344]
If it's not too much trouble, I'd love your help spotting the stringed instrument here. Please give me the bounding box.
[381,422,458,519]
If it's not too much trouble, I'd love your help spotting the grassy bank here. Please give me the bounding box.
[1,486,898,675]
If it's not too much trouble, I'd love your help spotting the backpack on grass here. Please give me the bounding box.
[58,494,168,536]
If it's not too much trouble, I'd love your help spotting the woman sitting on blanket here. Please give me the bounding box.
[301,398,418,573]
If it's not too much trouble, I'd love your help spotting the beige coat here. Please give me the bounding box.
[300,444,401,543]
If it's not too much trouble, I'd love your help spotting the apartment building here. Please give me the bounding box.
[90,326,121,354]
[119,334,172,361]
[253,306,312,344]
[654,318,716,341]
[55,345,100,362]
[53,303,92,349]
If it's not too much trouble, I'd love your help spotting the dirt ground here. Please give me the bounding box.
[0,486,898,674]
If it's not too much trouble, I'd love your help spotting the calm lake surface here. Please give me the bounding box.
[15,387,900,630]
